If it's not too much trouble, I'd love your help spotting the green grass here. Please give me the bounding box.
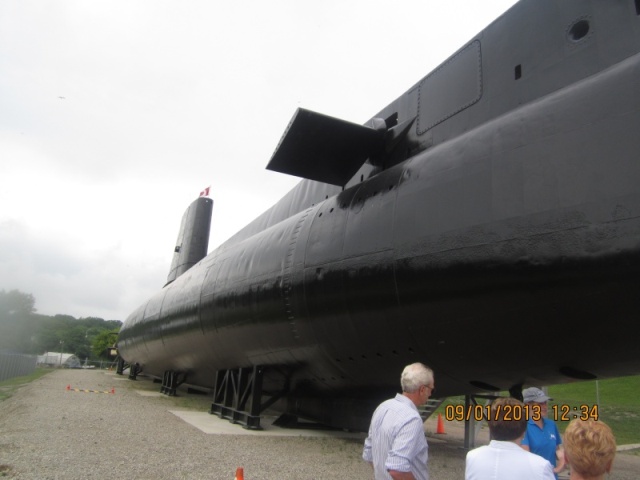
[434,375,640,446]
[548,376,640,446]
[0,368,53,402]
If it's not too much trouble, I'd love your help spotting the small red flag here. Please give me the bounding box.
[199,186,210,197]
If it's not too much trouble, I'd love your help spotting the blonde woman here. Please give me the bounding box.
[563,419,616,480]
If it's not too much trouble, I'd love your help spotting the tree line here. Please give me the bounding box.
[0,289,122,361]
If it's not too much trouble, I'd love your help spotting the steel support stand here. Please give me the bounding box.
[116,357,126,375]
[463,395,477,449]
[210,365,265,430]
[463,393,503,449]
[161,370,188,396]
[128,362,141,380]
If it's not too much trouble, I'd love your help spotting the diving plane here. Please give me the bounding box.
[117,0,640,432]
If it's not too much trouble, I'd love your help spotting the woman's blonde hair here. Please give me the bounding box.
[563,419,616,476]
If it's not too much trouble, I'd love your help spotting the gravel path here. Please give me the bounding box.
[0,369,638,479]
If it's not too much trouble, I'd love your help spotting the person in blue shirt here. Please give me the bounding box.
[465,396,555,480]
[521,387,565,478]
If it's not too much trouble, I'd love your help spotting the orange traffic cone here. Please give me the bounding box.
[66,384,71,391]
[110,387,115,394]
[436,413,446,434]
[234,467,244,480]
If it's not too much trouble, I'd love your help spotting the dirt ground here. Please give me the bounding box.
[1,370,638,479]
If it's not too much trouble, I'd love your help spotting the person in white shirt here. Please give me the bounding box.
[465,396,555,480]
[363,363,434,480]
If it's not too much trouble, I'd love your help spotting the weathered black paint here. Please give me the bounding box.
[118,0,640,431]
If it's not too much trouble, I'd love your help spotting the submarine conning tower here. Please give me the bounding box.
[165,196,213,286]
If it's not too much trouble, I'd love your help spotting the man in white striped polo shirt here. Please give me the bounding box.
[363,363,434,480]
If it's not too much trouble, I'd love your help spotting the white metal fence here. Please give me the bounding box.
[0,353,37,382]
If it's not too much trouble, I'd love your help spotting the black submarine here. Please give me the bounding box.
[118,0,640,431]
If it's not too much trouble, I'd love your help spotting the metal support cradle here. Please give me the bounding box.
[161,370,188,396]
[128,362,142,380]
[210,365,265,429]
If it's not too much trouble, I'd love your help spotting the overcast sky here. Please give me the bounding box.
[0,0,519,321]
